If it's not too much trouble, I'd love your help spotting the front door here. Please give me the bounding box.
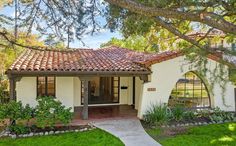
[81,77,120,104]
[99,77,119,103]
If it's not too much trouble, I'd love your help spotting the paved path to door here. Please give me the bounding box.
[93,118,161,146]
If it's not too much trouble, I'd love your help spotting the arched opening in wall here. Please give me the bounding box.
[168,71,211,109]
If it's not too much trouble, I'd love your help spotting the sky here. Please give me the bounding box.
[0,3,123,49]
[70,29,122,49]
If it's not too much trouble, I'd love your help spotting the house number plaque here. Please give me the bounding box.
[147,88,156,91]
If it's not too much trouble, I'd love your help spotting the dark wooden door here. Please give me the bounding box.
[100,77,111,98]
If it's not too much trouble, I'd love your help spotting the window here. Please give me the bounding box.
[169,72,210,109]
[37,76,55,97]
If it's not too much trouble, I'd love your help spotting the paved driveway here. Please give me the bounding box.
[93,118,161,146]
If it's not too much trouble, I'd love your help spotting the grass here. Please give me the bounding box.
[145,122,236,146]
[0,128,124,146]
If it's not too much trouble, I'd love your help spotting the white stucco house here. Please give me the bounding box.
[6,46,236,119]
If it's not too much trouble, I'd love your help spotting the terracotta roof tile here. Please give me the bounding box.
[7,46,225,75]
[8,46,152,74]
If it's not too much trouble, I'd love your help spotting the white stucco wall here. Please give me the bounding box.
[16,77,75,111]
[138,56,236,118]
[135,77,143,110]
[16,76,137,112]
[16,77,37,107]
[73,77,81,106]
[119,77,133,105]
[56,77,74,111]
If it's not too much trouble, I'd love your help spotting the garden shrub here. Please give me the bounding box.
[35,96,73,128]
[170,106,185,122]
[196,109,211,118]
[183,110,196,121]
[0,97,73,133]
[0,79,9,103]
[9,124,30,135]
[0,101,34,134]
[209,107,235,123]
[0,101,34,124]
[144,103,171,125]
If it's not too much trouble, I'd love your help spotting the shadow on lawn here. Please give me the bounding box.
[209,123,236,145]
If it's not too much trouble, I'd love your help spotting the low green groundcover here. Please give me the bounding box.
[0,129,124,146]
[145,122,236,146]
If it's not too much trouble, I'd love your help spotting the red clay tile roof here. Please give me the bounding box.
[135,51,183,67]
[6,46,224,76]
[7,46,153,75]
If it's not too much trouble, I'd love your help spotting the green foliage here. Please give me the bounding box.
[0,97,73,130]
[101,26,178,52]
[22,104,35,121]
[0,101,23,121]
[170,106,185,122]
[8,124,30,135]
[196,109,211,118]
[209,107,235,123]
[144,103,171,125]
[35,96,73,128]
[183,110,197,121]
[229,68,236,85]
[0,101,34,123]
[144,103,198,124]
[0,79,9,103]
[0,101,34,134]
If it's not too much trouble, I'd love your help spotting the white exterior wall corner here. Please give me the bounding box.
[138,56,235,119]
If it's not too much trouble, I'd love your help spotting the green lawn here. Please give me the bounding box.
[145,122,236,146]
[0,128,124,146]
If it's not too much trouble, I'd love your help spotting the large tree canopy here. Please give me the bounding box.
[0,0,235,55]
[105,0,236,54]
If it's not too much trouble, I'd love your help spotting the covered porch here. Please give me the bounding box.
[74,105,137,120]
[78,75,147,120]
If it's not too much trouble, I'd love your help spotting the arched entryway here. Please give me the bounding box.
[168,71,211,109]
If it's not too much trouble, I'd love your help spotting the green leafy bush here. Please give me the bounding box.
[144,103,171,125]
[35,96,73,128]
[209,107,235,123]
[0,101,34,124]
[196,109,211,118]
[9,124,30,135]
[170,106,185,122]
[0,79,9,103]
[0,101,34,134]
[183,110,196,121]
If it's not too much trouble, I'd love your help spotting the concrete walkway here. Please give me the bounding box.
[93,118,161,146]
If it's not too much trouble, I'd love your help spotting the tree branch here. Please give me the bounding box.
[154,17,235,56]
[0,31,46,51]
[105,0,236,35]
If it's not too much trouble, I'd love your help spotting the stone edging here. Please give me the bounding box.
[160,120,236,128]
[0,125,96,139]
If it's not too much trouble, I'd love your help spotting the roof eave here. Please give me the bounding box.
[6,70,152,77]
